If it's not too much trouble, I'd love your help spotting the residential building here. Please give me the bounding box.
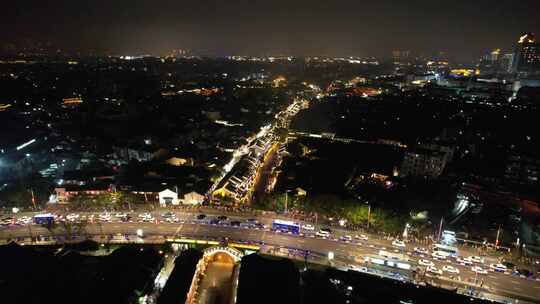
[181,191,205,205]
[158,188,180,206]
[505,155,540,185]
[400,148,447,178]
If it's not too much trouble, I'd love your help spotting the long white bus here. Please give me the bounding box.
[378,250,410,262]
[432,243,459,258]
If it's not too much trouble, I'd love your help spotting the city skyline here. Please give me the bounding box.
[2,0,540,61]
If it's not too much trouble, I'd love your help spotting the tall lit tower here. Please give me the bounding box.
[510,33,540,75]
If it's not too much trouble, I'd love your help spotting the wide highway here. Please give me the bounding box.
[1,211,540,303]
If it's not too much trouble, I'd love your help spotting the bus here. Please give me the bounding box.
[33,214,55,225]
[378,250,410,262]
[364,255,413,271]
[272,219,300,234]
[432,243,459,258]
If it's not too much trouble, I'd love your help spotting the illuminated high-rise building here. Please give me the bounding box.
[490,49,501,61]
[392,50,410,62]
[478,48,503,74]
[510,33,540,75]
[501,53,514,73]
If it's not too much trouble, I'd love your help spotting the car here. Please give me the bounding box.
[99,213,111,221]
[349,264,368,272]
[138,213,152,218]
[66,213,79,221]
[456,256,473,266]
[514,268,533,278]
[209,218,220,225]
[442,265,460,274]
[509,214,521,222]
[414,247,429,255]
[340,235,353,242]
[489,263,507,273]
[17,216,32,225]
[471,266,488,274]
[196,214,206,220]
[161,212,174,218]
[115,213,128,218]
[164,217,178,223]
[355,234,368,241]
[0,218,13,226]
[230,220,241,227]
[418,259,434,267]
[316,228,331,237]
[431,251,447,260]
[468,256,485,264]
[302,224,315,231]
[217,215,228,221]
[254,223,266,229]
[246,218,258,224]
[392,240,406,248]
[427,266,442,275]
[501,261,516,269]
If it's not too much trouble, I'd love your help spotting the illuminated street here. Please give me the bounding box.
[2,213,540,303]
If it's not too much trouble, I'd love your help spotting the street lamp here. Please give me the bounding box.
[366,202,371,230]
[284,189,292,213]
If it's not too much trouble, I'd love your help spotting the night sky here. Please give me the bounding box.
[2,0,540,61]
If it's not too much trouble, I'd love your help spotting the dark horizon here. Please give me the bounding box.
[2,0,540,61]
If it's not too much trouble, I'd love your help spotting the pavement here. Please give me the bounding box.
[1,210,540,303]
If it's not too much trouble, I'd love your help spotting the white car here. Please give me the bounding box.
[99,213,111,221]
[431,251,447,260]
[442,265,460,274]
[427,266,442,275]
[340,235,353,242]
[355,234,368,241]
[316,229,331,238]
[456,257,473,266]
[468,256,485,264]
[392,240,406,248]
[418,259,434,267]
[17,216,32,225]
[115,213,127,218]
[489,263,507,273]
[66,213,79,221]
[348,264,368,272]
[143,216,155,222]
[471,266,488,274]
[414,247,429,255]
[302,224,315,231]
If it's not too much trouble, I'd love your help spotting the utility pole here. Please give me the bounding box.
[438,217,444,242]
[367,203,371,230]
[495,225,502,248]
[30,188,37,210]
[284,191,288,214]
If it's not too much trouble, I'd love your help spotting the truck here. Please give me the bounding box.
[33,214,55,225]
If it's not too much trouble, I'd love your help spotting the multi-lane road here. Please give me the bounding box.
[2,210,540,303]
